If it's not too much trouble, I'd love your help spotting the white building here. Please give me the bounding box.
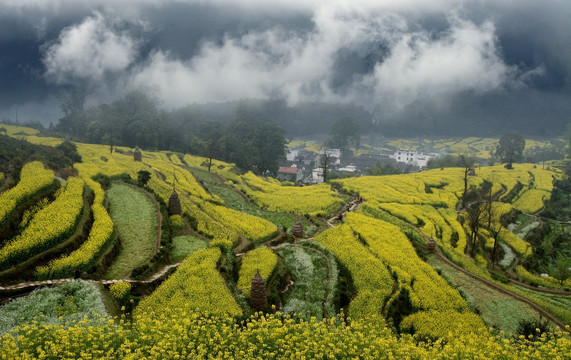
[286,148,300,162]
[338,165,357,173]
[390,148,439,168]
[315,148,341,166]
[312,168,324,183]
[320,148,341,159]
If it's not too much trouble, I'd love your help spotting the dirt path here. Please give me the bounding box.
[0,261,183,293]
[506,278,571,295]
[381,280,399,318]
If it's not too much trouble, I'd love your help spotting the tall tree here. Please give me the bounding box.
[496,133,525,169]
[57,84,88,137]
[223,110,286,175]
[551,257,570,286]
[252,120,286,176]
[327,115,360,155]
[196,120,224,172]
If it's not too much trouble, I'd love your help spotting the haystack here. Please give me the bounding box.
[427,237,437,252]
[134,146,142,162]
[168,190,182,215]
[291,221,304,239]
[250,270,267,311]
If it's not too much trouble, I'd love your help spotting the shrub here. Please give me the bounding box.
[109,281,131,302]
[516,318,550,341]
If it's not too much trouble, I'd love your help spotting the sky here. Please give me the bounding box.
[0,0,570,133]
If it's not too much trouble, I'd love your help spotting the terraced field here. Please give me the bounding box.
[0,124,569,359]
[105,184,159,279]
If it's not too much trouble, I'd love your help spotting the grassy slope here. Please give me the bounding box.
[105,184,158,279]
[171,235,207,263]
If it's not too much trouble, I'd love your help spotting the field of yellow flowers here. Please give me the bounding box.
[237,246,278,298]
[0,161,55,227]
[1,124,569,357]
[35,179,114,279]
[315,224,394,320]
[136,247,242,318]
[0,177,84,271]
[1,308,569,359]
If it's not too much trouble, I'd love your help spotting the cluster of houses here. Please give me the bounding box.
[277,146,440,184]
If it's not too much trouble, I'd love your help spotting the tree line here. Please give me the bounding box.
[53,89,287,176]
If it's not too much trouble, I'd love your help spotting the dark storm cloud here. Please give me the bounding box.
[0,0,569,131]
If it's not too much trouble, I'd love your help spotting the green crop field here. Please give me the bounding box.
[171,235,207,263]
[105,184,158,279]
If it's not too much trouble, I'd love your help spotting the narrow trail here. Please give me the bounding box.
[0,261,183,292]
[506,278,571,295]
[381,280,399,318]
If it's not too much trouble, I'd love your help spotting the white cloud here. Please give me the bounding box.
[368,16,516,106]
[128,5,516,109]
[43,12,138,83]
[24,0,541,110]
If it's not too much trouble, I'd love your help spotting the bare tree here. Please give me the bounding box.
[459,154,474,207]
[318,146,334,183]
[462,179,497,259]
[464,200,486,257]
[487,203,504,268]
[481,176,505,268]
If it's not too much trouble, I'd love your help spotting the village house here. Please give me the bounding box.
[286,148,301,162]
[311,168,324,183]
[390,148,439,168]
[277,166,302,182]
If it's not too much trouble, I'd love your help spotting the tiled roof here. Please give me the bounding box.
[278,166,298,174]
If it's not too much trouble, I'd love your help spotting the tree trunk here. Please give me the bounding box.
[491,236,498,269]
